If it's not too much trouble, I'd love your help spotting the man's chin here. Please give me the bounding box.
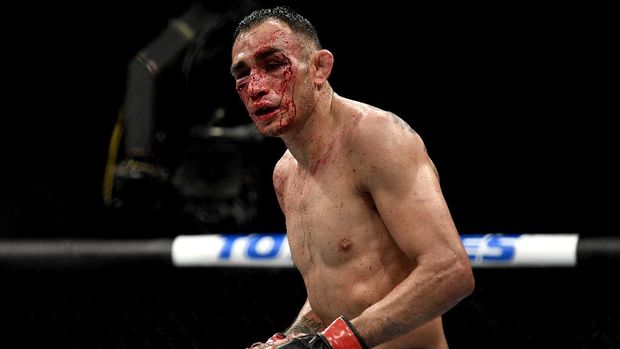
[256,125,282,137]
[259,130,279,137]
[255,122,292,137]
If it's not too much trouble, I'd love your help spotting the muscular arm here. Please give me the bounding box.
[347,113,475,347]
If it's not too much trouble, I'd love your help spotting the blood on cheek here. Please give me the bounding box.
[237,60,297,130]
[276,62,296,131]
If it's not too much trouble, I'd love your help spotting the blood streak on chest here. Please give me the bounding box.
[274,173,286,211]
[310,135,340,174]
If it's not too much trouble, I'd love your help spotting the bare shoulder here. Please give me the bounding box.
[342,107,436,192]
[344,109,427,163]
[273,150,295,178]
[273,150,296,208]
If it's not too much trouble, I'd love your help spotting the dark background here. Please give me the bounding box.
[1,1,616,238]
[0,1,617,348]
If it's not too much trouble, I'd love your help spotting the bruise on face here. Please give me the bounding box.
[232,39,294,98]
[231,25,306,136]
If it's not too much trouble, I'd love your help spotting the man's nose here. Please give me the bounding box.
[247,71,268,98]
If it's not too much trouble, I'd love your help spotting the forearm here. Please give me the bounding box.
[351,252,474,347]
[285,299,326,335]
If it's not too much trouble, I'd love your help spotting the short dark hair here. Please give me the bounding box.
[233,6,321,49]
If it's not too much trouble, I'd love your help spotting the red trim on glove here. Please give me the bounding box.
[321,316,366,349]
[265,332,286,345]
[269,333,286,341]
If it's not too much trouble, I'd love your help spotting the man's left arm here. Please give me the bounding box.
[346,115,475,347]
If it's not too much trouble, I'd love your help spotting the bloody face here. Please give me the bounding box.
[231,20,316,137]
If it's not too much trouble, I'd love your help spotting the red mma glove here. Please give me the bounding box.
[276,316,368,349]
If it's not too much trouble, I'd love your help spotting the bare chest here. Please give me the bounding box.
[279,160,382,270]
[284,167,353,232]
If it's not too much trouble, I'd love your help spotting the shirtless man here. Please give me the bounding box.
[230,7,474,349]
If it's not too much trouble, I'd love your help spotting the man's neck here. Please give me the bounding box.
[281,89,341,170]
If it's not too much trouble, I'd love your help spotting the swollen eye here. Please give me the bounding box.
[266,62,282,71]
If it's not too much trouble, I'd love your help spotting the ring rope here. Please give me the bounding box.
[1,234,619,269]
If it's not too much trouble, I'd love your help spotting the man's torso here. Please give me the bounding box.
[274,110,447,349]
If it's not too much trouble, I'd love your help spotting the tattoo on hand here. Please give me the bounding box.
[285,316,325,335]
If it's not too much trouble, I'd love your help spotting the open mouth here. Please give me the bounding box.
[255,106,278,119]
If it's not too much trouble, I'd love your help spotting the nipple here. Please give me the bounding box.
[337,238,352,252]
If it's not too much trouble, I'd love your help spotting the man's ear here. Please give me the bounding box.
[313,49,334,85]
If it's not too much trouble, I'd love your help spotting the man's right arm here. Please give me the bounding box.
[256,300,324,349]
[285,299,326,335]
